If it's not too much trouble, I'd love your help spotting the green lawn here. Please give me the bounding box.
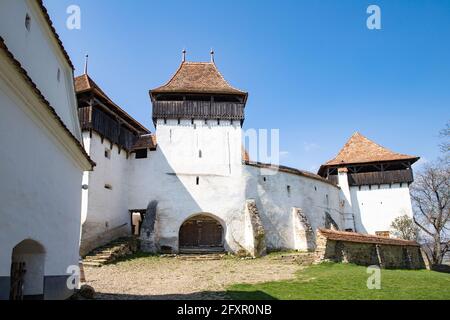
[227,263,450,300]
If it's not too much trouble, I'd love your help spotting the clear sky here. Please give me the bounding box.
[44,0,450,173]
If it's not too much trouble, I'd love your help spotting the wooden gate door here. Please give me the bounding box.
[179,215,223,249]
[198,220,223,247]
[179,220,198,247]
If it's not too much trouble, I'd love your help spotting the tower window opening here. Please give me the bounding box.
[135,149,148,159]
[57,68,61,82]
[196,177,200,185]
[25,14,31,31]
[104,184,113,190]
[104,148,111,159]
[199,150,202,158]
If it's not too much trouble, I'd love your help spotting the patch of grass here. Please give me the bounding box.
[109,251,161,265]
[227,263,450,300]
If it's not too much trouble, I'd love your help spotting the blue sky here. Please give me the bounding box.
[45,0,450,172]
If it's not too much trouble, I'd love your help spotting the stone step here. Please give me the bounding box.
[82,237,135,267]
[83,258,109,263]
[176,254,226,261]
[83,261,103,268]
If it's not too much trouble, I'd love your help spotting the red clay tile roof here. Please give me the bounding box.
[244,161,338,187]
[151,61,247,97]
[36,0,74,69]
[75,74,150,134]
[318,229,420,246]
[132,134,157,151]
[0,37,94,168]
[323,132,419,167]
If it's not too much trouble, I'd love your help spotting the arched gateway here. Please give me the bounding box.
[10,239,45,300]
[179,214,224,252]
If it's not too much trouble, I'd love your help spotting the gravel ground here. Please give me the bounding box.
[84,254,300,300]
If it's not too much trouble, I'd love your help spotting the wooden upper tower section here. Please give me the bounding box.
[318,132,419,186]
[75,74,150,152]
[150,56,248,126]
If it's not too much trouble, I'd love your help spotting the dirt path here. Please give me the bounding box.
[84,255,300,300]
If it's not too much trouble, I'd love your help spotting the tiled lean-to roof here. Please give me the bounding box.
[318,229,420,247]
[75,74,150,134]
[323,132,419,167]
[132,134,157,151]
[151,61,247,97]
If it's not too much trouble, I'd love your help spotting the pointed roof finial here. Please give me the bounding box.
[182,49,186,62]
[84,54,89,74]
[210,48,215,63]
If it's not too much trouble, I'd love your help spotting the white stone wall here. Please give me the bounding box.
[243,165,344,250]
[350,183,414,235]
[0,77,83,283]
[81,132,130,253]
[85,118,416,254]
[126,118,346,253]
[0,0,81,140]
[128,119,248,252]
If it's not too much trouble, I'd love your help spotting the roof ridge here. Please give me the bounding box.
[323,132,419,166]
[150,59,247,96]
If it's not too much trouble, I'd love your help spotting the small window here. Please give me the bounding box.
[287,185,291,196]
[263,177,267,182]
[135,149,148,159]
[25,14,31,31]
[196,177,200,185]
[104,184,113,190]
[198,150,202,158]
[57,68,61,82]
[314,186,317,191]
[104,148,111,159]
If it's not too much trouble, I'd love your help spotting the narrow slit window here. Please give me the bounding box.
[104,184,113,190]
[198,150,202,158]
[104,148,111,159]
[196,177,200,185]
[25,14,31,31]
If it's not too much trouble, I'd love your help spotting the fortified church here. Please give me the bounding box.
[76,51,419,257]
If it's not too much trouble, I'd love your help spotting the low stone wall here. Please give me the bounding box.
[80,223,129,256]
[315,229,427,269]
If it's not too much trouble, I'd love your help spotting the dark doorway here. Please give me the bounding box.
[179,215,224,252]
[130,210,146,236]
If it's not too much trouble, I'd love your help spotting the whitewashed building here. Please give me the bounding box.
[78,55,419,256]
[0,0,94,300]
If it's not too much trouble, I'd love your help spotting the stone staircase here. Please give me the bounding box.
[82,237,137,267]
[279,252,316,266]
